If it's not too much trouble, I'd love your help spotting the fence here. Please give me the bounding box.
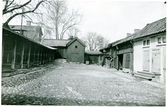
[2,27,57,70]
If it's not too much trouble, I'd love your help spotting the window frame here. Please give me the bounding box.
[142,39,150,47]
[157,36,166,45]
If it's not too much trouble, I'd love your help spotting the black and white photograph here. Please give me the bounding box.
[1,0,166,106]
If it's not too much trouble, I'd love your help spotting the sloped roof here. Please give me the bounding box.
[133,17,166,39]
[85,51,103,55]
[9,25,43,35]
[3,27,56,50]
[66,37,86,47]
[112,17,166,46]
[42,39,70,47]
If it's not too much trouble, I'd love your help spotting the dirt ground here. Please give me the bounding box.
[1,59,166,106]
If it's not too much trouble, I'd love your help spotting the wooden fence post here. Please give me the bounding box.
[11,39,17,69]
[20,42,25,68]
[33,46,36,65]
[27,43,31,68]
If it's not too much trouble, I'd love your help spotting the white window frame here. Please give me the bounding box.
[142,39,150,47]
[156,36,166,45]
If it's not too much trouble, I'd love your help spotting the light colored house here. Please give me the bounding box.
[9,21,43,43]
[42,37,86,63]
[133,17,166,83]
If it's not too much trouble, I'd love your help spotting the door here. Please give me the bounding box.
[143,50,150,72]
[124,53,130,69]
[152,49,161,73]
[71,53,79,62]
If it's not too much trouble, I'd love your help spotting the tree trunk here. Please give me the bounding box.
[56,23,59,39]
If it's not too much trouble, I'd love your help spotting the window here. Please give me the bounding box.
[75,46,78,48]
[157,37,161,44]
[157,36,166,44]
[143,41,145,46]
[143,39,150,47]
[162,36,166,43]
[147,40,150,45]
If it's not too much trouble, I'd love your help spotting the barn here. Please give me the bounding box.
[85,51,103,65]
[42,37,85,63]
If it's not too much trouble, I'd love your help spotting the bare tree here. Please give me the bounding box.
[67,27,80,37]
[3,0,45,27]
[82,32,109,51]
[42,0,81,39]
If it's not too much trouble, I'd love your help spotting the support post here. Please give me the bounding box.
[20,42,25,68]
[33,47,36,65]
[11,39,17,69]
[27,43,31,68]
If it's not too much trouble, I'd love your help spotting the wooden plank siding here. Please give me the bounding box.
[2,27,57,70]
[67,40,85,63]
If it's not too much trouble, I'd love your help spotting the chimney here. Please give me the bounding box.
[134,29,140,33]
[127,33,131,36]
[68,36,74,40]
[26,21,31,26]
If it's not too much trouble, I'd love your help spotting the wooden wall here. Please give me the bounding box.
[67,40,85,63]
[2,28,56,70]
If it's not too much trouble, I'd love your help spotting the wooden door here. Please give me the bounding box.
[143,50,150,72]
[152,49,161,73]
[71,53,79,62]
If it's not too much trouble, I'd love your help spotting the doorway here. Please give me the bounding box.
[118,54,123,70]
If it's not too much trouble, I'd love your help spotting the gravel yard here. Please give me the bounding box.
[1,59,166,106]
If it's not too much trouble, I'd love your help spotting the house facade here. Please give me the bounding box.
[9,21,43,43]
[99,17,166,83]
[133,17,166,83]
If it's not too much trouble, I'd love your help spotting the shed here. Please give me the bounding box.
[42,37,86,63]
[85,51,103,64]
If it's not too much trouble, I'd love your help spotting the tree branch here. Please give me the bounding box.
[3,0,32,15]
[3,0,45,27]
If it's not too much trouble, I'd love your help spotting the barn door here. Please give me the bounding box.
[152,49,161,73]
[72,53,79,62]
[124,53,130,69]
[143,50,150,72]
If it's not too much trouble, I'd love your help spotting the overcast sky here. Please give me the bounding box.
[3,0,166,43]
[67,0,166,42]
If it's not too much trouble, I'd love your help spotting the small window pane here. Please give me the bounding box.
[162,37,166,43]
[147,40,150,45]
[143,40,146,46]
[157,37,161,44]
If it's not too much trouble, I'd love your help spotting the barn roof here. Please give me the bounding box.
[42,39,70,47]
[43,37,85,48]
[9,25,43,35]
[85,51,103,55]
[66,37,86,47]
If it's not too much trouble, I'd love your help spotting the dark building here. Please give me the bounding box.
[42,37,85,63]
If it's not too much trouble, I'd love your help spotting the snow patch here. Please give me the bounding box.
[66,86,82,97]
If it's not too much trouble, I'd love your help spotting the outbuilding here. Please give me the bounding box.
[42,37,86,63]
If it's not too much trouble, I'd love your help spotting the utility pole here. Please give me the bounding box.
[20,7,25,35]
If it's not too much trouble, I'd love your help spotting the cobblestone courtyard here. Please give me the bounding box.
[1,60,166,106]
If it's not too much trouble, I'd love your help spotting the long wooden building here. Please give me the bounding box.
[2,27,57,70]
